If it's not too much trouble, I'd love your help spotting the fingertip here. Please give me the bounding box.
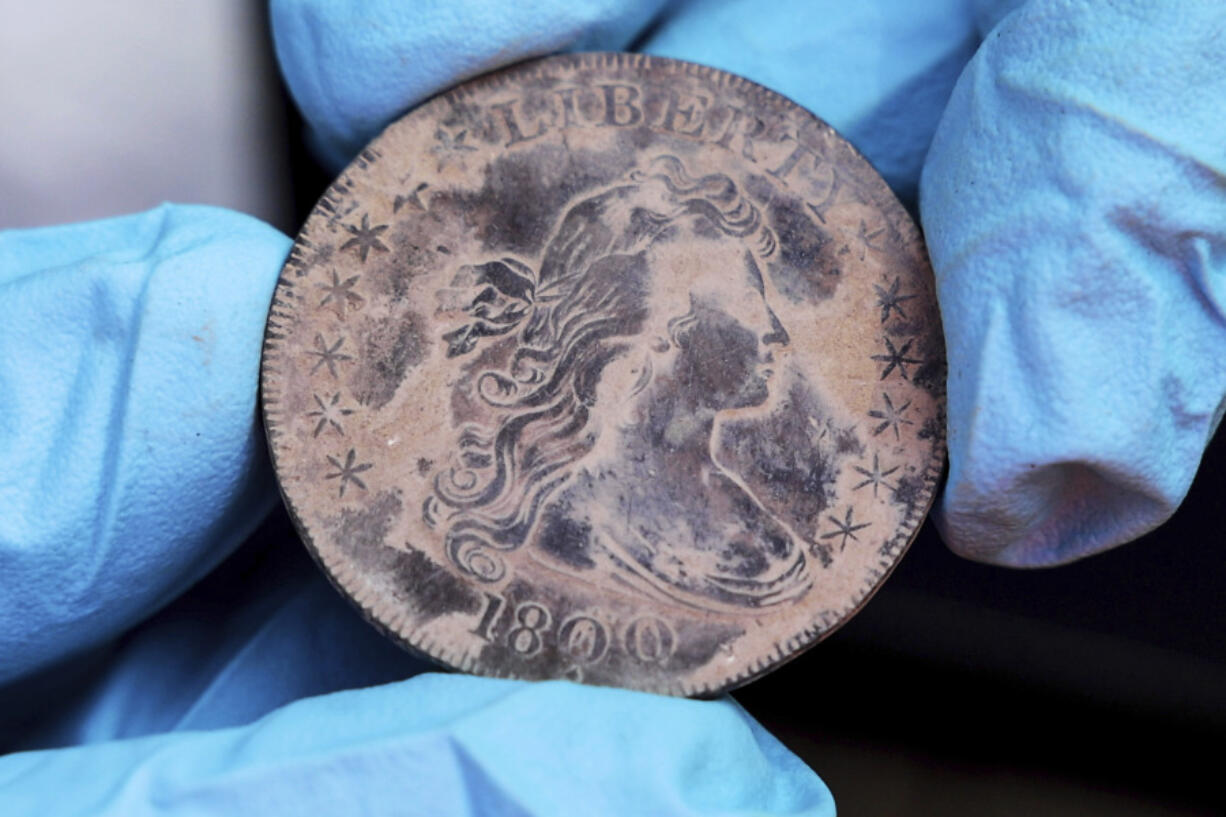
[1,673,834,816]
[921,0,1226,565]
[0,205,291,684]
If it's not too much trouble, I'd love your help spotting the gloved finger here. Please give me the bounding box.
[0,673,834,817]
[0,205,290,685]
[271,0,982,205]
[270,0,672,172]
[12,520,429,751]
[639,0,981,204]
[920,0,1226,565]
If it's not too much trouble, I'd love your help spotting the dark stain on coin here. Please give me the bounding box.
[327,490,402,556]
[536,504,598,571]
[262,52,946,696]
[667,618,748,677]
[918,412,945,442]
[382,229,433,301]
[890,474,928,515]
[763,194,842,305]
[388,546,482,620]
[721,377,850,542]
[468,145,634,256]
[350,312,428,409]
[330,491,481,621]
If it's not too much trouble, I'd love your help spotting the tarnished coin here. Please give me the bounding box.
[261,53,945,696]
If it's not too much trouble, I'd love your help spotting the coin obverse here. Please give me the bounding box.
[262,52,946,696]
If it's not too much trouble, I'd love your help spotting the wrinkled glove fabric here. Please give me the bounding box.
[1,674,834,816]
[0,206,290,685]
[922,0,1226,564]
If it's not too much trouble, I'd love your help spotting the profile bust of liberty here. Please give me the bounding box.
[424,155,811,612]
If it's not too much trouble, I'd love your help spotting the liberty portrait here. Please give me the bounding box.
[423,154,813,613]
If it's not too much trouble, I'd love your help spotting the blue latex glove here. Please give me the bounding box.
[922,0,1226,564]
[4,673,825,815]
[0,207,287,690]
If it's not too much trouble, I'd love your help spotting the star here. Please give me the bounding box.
[306,392,355,437]
[317,269,364,319]
[871,337,923,381]
[393,181,430,213]
[322,199,358,233]
[858,219,886,254]
[431,127,477,170]
[340,214,389,263]
[325,448,372,497]
[873,277,916,324]
[867,392,914,440]
[821,507,871,551]
[306,333,353,379]
[853,453,900,497]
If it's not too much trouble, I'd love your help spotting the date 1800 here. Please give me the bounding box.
[469,592,676,667]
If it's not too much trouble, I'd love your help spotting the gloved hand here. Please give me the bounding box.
[276,0,1226,567]
[922,0,1226,565]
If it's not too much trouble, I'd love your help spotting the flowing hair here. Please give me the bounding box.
[424,155,776,582]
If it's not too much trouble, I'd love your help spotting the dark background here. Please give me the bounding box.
[283,89,1226,817]
[741,429,1226,816]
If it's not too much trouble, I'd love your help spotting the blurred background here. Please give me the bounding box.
[0,2,292,233]
[4,2,1222,814]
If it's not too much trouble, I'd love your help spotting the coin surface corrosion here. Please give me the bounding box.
[261,53,946,696]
